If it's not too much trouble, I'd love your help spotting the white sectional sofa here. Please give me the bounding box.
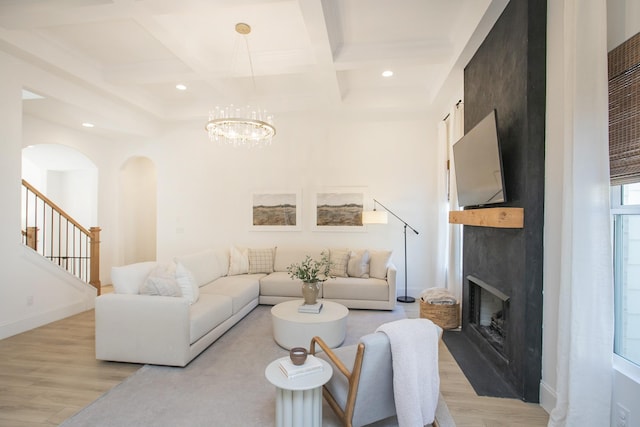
[95,247,396,366]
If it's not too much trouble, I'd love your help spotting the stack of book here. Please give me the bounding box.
[279,355,324,379]
[298,302,323,313]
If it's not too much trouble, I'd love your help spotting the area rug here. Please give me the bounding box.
[61,305,455,427]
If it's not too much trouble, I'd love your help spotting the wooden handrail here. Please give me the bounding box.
[21,179,101,295]
[21,179,91,235]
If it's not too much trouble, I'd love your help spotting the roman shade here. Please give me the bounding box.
[609,32,640,185]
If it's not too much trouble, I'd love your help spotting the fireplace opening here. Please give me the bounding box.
[468,275,509,356]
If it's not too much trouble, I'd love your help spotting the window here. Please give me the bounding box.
[609,29,640,369]
[611,183,640,367]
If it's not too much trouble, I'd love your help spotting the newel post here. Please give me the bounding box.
[26,227,38,250]
[89,227,101,295]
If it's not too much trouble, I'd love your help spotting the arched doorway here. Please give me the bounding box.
[119,157,157,264]
[21,144,98,227]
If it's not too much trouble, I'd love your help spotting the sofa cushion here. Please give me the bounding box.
[140,264,182,297]
[189,294,233,344]
[228,246,249,275]
[347,250,370,278]
[259,271,308,298]
[273,248,327,272]
[111,261,158,295]
[175,249,227,287]
[200,274,261,314]
[323,277,389,301]
[175,262,200,304]
[369,250,393,279]
[329,248,350,277]
[248,247,276,274]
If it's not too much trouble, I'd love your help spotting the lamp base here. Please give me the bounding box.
[396,295,416,303]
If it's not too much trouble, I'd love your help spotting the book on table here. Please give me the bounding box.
[279,355,324,379]
[298,302,323,313]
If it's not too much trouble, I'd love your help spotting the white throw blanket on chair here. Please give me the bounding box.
[376,318,442,427]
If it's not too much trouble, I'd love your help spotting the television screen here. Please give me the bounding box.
[452,110,506,208]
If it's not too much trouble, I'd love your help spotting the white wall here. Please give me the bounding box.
[0,43,446,339]
[607,0,640,50]
[119,156,157,264]
[47,169,97,227]
[136,110,443,297]
[21,116,137,286]
[0,52,97,340]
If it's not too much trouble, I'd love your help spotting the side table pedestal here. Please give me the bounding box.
[265,357,333,427]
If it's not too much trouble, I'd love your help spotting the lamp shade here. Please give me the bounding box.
[362,210,388,224]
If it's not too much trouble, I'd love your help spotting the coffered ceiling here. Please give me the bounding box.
[0,0,508,137]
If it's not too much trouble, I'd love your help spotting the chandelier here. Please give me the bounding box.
[205,23,276,147]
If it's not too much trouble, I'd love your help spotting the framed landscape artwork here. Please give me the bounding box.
[251,191,302,231]
[313,187,367,232]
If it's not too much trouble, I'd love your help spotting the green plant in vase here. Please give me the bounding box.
[286,252,331,305]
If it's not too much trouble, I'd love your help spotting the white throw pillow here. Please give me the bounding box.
[111,261,158,295]
[175,262,200,304]
[228,246,249,276]
[248,247,276,274]
[369,250,392,279]
[347,250,370,278]
[140,264,182,297]
[329,248,350,278]
[175,249,225,287]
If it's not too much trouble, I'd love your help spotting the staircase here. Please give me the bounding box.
[21,179,101,295]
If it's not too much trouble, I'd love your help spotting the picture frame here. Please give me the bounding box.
[313,187,367,232]
[250,190,302,231]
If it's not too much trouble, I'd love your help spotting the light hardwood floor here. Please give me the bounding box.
[0,296,548,427]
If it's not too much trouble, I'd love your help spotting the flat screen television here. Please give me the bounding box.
[452,109,506,208]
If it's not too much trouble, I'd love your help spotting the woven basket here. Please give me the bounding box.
[420,300,460,330]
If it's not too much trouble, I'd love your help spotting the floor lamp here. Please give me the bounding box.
[362,199,419,303]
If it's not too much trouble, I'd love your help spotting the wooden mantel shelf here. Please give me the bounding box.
[449,207,524,228]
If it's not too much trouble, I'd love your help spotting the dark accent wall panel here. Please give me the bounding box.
[461,0,546,402]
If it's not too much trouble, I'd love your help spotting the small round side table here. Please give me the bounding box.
[265,356,333,427]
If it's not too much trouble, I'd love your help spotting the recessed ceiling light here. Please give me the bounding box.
[176,84,187,91]
[82,122,94,128]
[382,70,394,77]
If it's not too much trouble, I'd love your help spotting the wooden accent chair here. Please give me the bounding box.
[311,333,440,427]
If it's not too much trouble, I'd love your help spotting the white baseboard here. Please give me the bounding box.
[539,380,556,414]
[0,300,89,340]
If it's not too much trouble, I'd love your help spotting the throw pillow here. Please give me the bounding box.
[347,250,370,278]
[329,248,350,278]
[111,261,158,295]
[228,246,249,275]
[175,262,200,304]
[248,247,276,274]
[174,249,225,287]
[140,264,182,297]
[369,250,393,279]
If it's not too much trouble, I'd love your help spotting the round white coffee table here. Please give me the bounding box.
[271,299,348,350]
[265,356,333,427]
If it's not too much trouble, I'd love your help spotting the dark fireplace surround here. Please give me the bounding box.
[458,0,546,403]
